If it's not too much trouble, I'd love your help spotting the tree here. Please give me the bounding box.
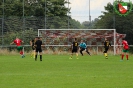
[0,0,83,46]
[82,18,99,29]
[0,0,83,30]
[95,1,133,44]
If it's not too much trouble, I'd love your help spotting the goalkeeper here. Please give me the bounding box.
[79,40,91,56]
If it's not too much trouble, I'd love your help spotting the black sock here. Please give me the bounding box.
[86,51,91,55]
[80,51,83,56]
[35,55,37,61]
[40,55,42,61]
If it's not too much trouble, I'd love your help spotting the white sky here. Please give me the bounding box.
[67,0,130,23]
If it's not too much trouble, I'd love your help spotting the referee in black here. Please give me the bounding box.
[35,37,43,61]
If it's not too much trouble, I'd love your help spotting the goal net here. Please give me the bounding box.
[38,29,125,55]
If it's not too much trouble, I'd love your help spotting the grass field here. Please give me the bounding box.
[0,54,133,88]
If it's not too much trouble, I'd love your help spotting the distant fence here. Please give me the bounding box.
[0,45,133,55]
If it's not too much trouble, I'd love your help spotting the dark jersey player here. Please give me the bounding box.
[69,38,79,59]
[103,38,111,59]
[35,37,43,61]
[30,38,36,58]
[30,38,36,50]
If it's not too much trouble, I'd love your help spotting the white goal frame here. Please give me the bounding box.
[38,29,116,55]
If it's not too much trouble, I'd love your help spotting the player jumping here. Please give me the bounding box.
[10,37,25,58]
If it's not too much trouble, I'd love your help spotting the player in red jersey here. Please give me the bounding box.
[10,37,25,58]
[121,38,129,61]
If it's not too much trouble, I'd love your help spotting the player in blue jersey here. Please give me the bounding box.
[79,40,91,56]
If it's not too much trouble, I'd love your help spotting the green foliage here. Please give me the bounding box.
[69,19,85,29]
[3,29,37,45]
[129,47,133,53]
[82,18,99,29]
[0,0,69,17]
[95,2,133,45]
[0,0,84,45]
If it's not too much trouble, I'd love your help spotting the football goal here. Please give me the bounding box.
[38,29,125,55]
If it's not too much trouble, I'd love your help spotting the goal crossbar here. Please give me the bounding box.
[38,29,116,55]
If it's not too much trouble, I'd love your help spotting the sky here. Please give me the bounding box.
[67,0,130,23]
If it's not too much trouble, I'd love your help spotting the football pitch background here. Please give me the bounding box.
[0,54,133,88]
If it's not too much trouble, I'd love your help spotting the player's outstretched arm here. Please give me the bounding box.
[109,42,111,47]
[30,40,32,46]
[22,40,24,44]
[71,44,73,50]
[10,42,14,45]
[41,44,44,47]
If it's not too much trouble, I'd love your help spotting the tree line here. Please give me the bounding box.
[0,0,133,46]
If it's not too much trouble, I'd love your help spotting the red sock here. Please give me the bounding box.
[20,51,23,55]
[126,55,128,60]
[121,54,124,60]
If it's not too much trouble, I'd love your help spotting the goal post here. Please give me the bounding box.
[38,29,116,55]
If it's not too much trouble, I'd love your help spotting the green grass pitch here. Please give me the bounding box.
[0,54,133,88]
